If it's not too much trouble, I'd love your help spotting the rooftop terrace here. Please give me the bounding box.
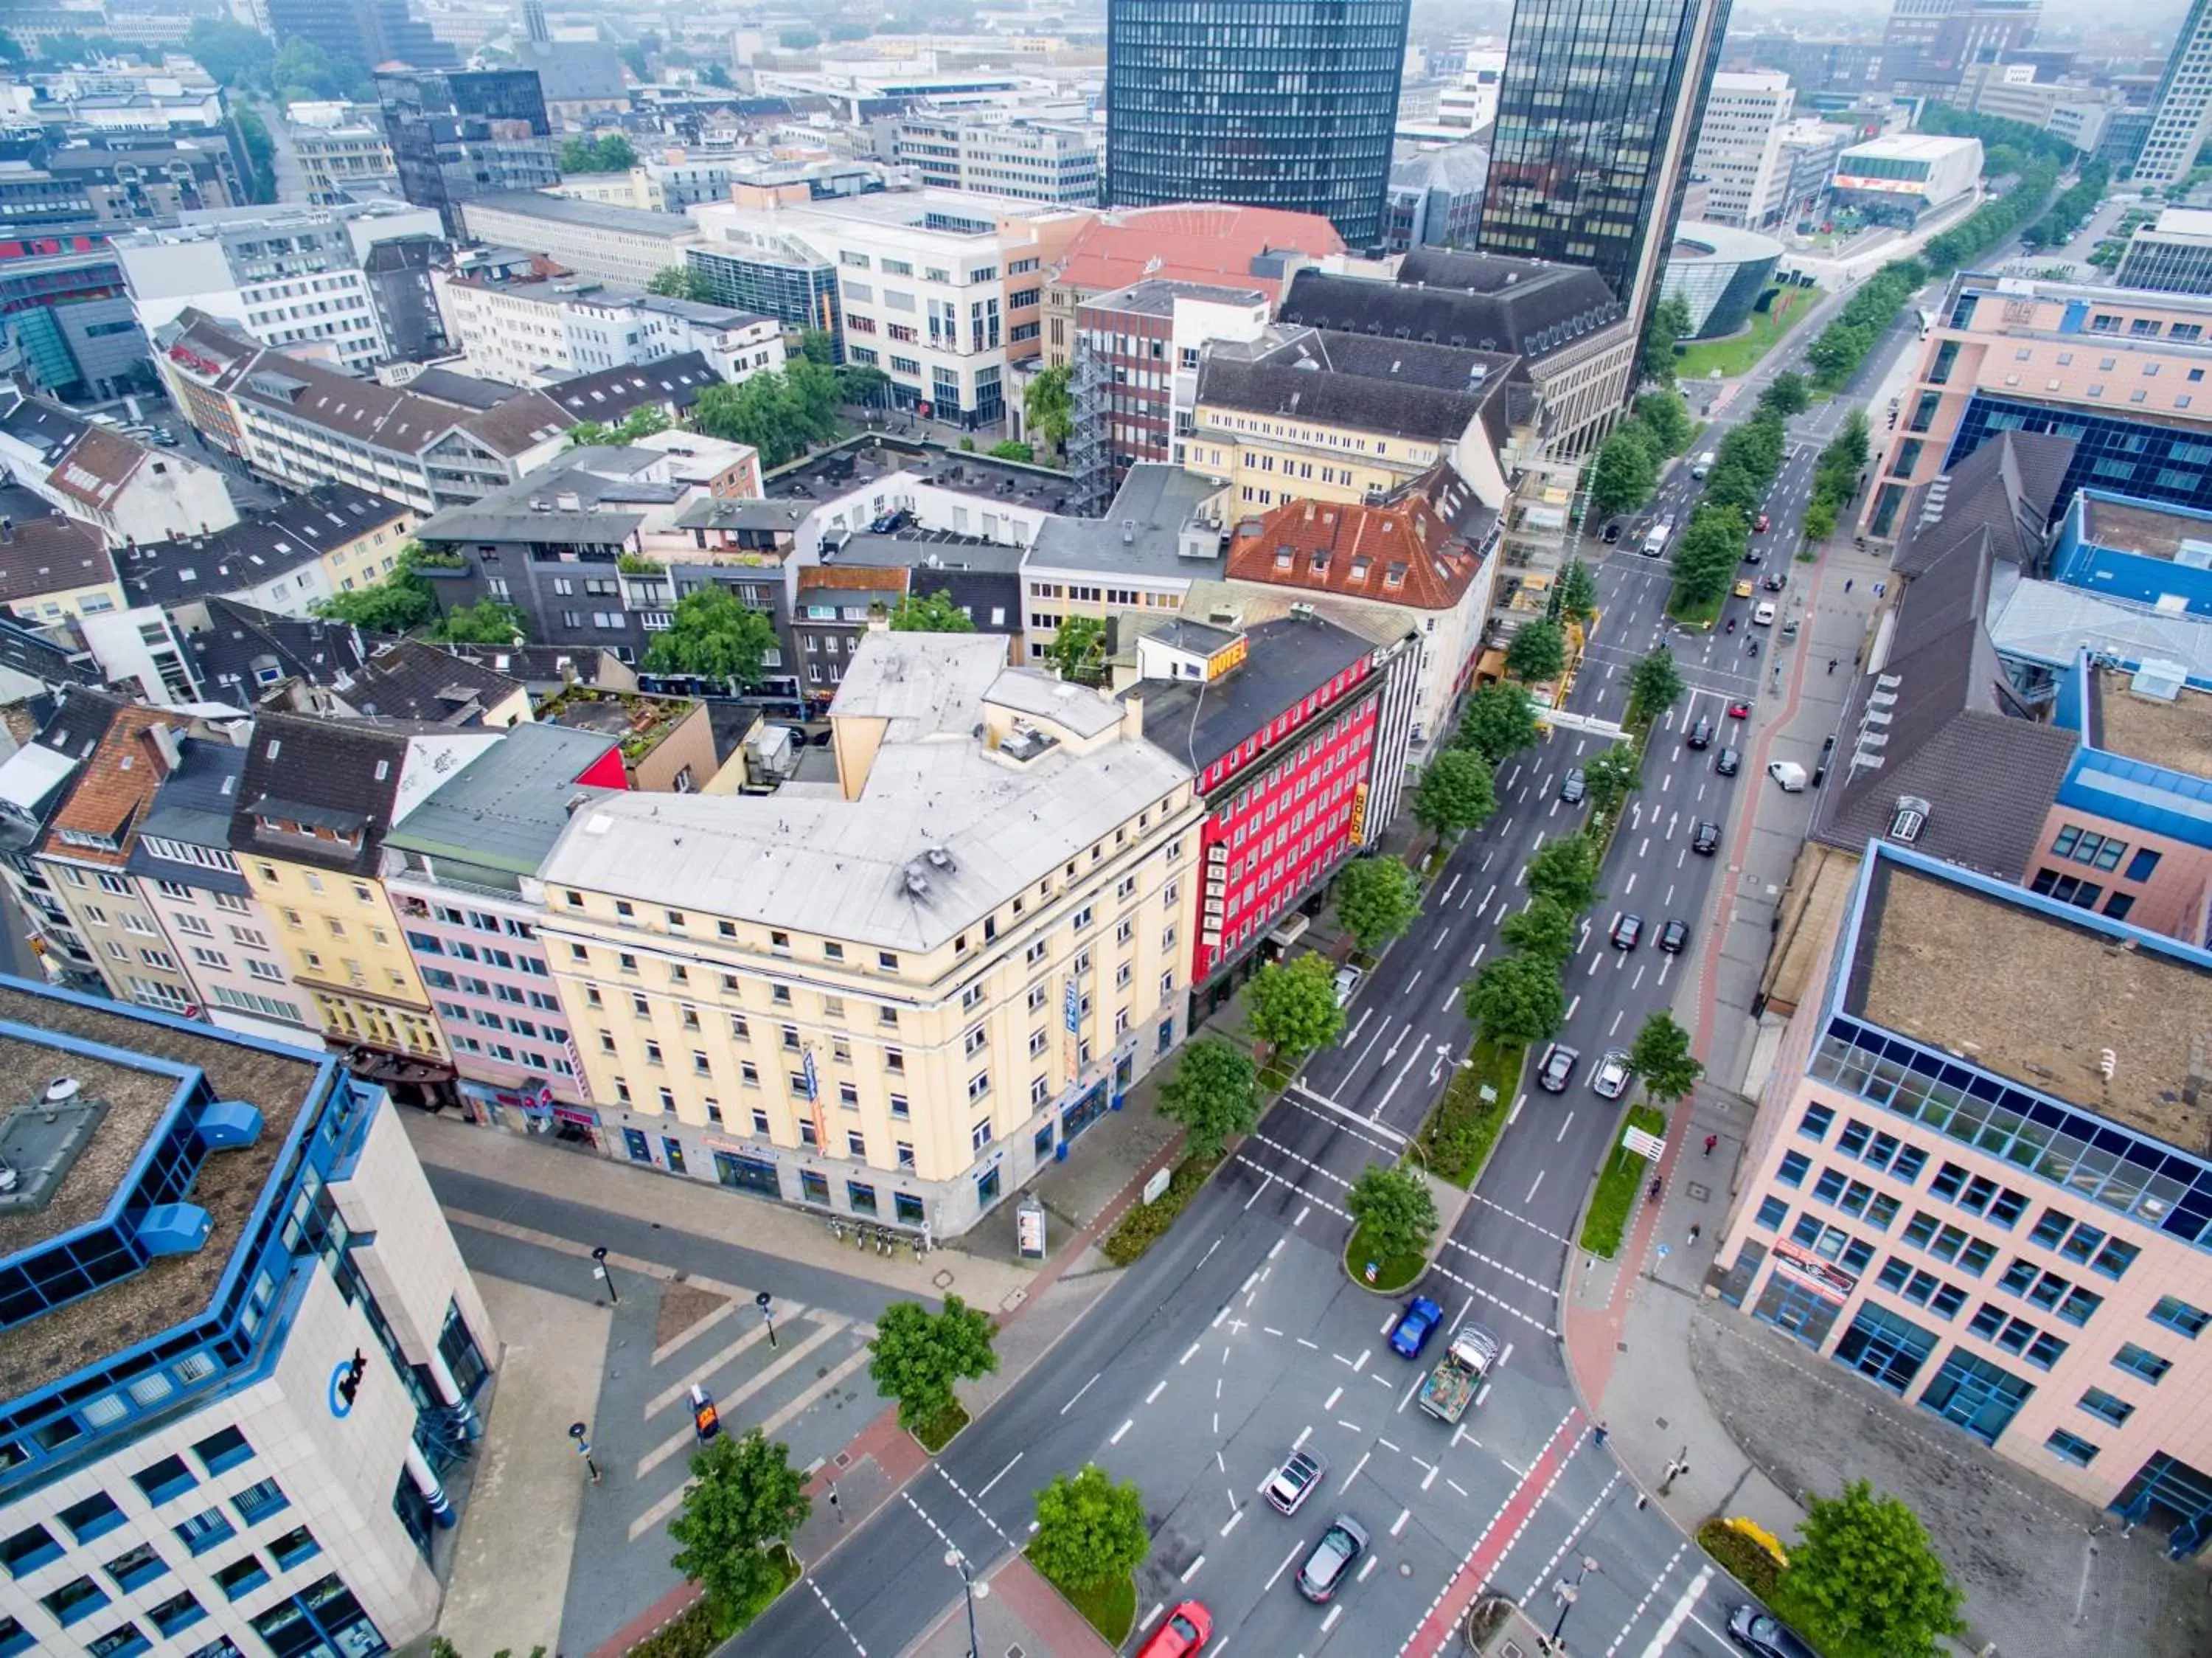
[2092,665,2212,777]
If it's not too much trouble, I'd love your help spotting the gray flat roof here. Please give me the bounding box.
[463,190,700,240]
[1028,465,1227,580]
[386,723,622,873]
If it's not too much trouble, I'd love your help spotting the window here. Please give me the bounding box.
[1754,1195,1789,1230]
[2150,1295,2210,1338]
[41,1576,110,1626]
[1798,1103,1834,1142]
[2112,1342,2170,1383]
[135,1454,198,1505]
[194,1425,253,1475]
[231,1477,290,1527]
[967,1070,990,1101]
[212,1554,268,1600]
[172,1509,234,1556]
[59,1494,125,1544]
[1776,1151,1811,1187]
[103,1540,167,1593]
[2045,1428,2100,1467]
[2078,1387,2134,1427]
[0,1525,60,1578]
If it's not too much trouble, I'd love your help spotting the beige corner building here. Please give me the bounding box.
[537,633,1202,1238]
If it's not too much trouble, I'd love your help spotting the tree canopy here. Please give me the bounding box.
[1582,743,1642,820]
[1498,896,1578,968]
[1585,428,1658,526]
[1157,1038,1259,1159]
[888,589,976,632]
[867,1295,998,1432]
[1641,294,1693,383]
[1333,856,1420,954]
[1631,390,1694,456]
[434,599,526,645]
[1029,1466,1150,1592]
[1045,616,1106,684]
[1347,1162,1439,1262]
[1453,681,1540,765]
[667,1429,810,1633]
[1627,648,1685,726]
[1771,1482,1966,1658]
[1246,954,1346,1056]
[1025,364,1074,452]
[646,265,714,302]
[1526,834,1601,914]
[692,361,841,468]
[641,586,777,687]
[1463,951,1566,1047]
[559,134,639,173]
[1626,1012,1703,1103]
[1411,748,1497,842]
[1505,619,1567,685]
[1551,559,1598,630]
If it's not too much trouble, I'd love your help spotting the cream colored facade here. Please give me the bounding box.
[1185,397,1514,515]
[241,855,451,1065]
[536,634,1203,1236]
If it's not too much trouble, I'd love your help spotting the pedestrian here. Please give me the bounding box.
[1703,1134,1718,1157]
[1688,1224,1703,1246]
[1828,657,1837,675]
[1593,1423,1610,1447]
[1844,577,1854,593]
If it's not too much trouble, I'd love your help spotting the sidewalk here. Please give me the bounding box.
[902,1553,1111,1658]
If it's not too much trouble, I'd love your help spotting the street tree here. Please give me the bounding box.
[1462,951,1565,1047]
[642,586,777,690]
[1498,896,1578,968]
[1759,371,1812,419]
[1045,616,1106,684]
[566,420,613,448]
[1801,498,1838,543]
[667,1428,810,1633]
[1631,390,1694,455]
[1505,618,1568,685]
[1029,1465,1150,1592]
[1333,856,1420,954]
[1245,954,1346,1058]
[1582,743,1643,819]
[1627,648,1685,726]
[1625,1013,1703,1103]
[1641,294,1693,383]
[434,599,526,645]
[1553,559,1599,629]
[866,1296,999,1434]
[1024,363,1075,455]
[1453,681,1540,764]
[1772,1482,1966,1658]
[1156,1038,1260,1159]
[1411,749,1497,842]
[1584,429,1658,525]
[1526,833,1602,915]
[1347,1162,1440,1263]
[887,589,976,632]
[313,563,435,634]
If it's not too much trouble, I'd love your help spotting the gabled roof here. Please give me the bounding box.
[1279,256,1627,367]
[1133,615,1374,772]
[229,711,417,875]
[119,485,412,607]
[1227,471,1488,611]
[127,738,252,894]
[542,353,718,423]
[45,426,147,509]
[0,517,116,608]
[338,640,526,726]
[1891,429,2076,579]
[183,598,373,701]
[40,706,193,867]
[1197,327,1516,447]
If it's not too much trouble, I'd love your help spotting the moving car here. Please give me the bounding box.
[1265,1449,1329,1516]
[1691,450,1716,479]
[1332,965,1364,1007]
[1714,746,1741,776]
[1138,1600,1214,1658]
[1761,571,1786,592]
[1559,766,1587,804]
[1727,700,1753,719]
[1753,512,1770,532]
[1537,1041,1580,1092]
[1296,1516,1371,1603]
[1781,618,1799,640]
[1610,912,1643,951]
[1686,716,1714,750]
[1601,518,1624,544]
[1726,1604,1818,1658]
[1732,579,1754,600]
[1768,760,1807,792]
[1417,1323,1502,1423]
[1388,1296,1445,1359]
[1752,602,1776,625]
[1590,1051,1632,1099]
[1691,820,1722,855]
[1658,918,1690,954]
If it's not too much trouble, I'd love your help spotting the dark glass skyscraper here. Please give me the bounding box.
[376,69,557,238]
[1478,0,1732,336]
[1105,0,1411,251]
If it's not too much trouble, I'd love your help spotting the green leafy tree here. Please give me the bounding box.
[1045,615,1106,684]
[1585,428,1658,525]
[1453,681,1540,764]
[667,1429,810,1633]
[1771,1482,1966,1658]
[1505,619,1567,685]
[1412,748,1497,842]
[1029,1465,1150,1592]
[560,133,639,173]
[866,1296,998,1433]
[1346,1162,1439,1262]
[1758,371,1812,418]
[435,600,527,645]
[887,589,976,631]
[1801,497,1838,542]
[1157,1038,1260,1159]
[566,420,612,448]
[642,586,777,689]
[1641,294,1693,382]
[1553,559,1598,630]
[1627,648,1685,726]
[615,407,671,441]
[1462,952,1565,1047]
[988,439,1034,462]
[646,265,711,302]
[313,563,437,633]
[1526,833,1601,915]
[1333,856,1420,953]
[703,63,734,88]
[185,18,273,86]
[1024,363,1075,453]
[839,361,891,408]
[799,330,835,367]
[232,107,279,204]
[1671,505,1747,611]
[1631,390,1694,455]
[1245,954,1346,1057]
[1582,743,1642,819]
[779,28,821,49]
[269,38,367,102]
[1626,1012,1703,1103]
[1498,896,1578,968]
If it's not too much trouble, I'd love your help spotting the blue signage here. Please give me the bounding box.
[801,1049,819,1102]
[1063,980,1079,1033]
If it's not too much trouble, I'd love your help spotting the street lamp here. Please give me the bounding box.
[1545,1555,1599,1653]
[757,1289,778,1350]
[568,1421,601,1485]
[945,1547,990,1658]
[591,1245,618,1304]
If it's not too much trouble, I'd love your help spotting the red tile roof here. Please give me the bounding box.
[42,707,193,867]
[1225,493,1481,611]
[1051,204,1346,300]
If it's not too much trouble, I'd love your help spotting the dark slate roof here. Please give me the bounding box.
[126,738,252,895]
[0,515,115,609]
[338,640,525,726]
[1133,615,1374,772]
[1198,327,1517,447]
[1891,429,2076,580]
[406,367,523,410]
[119,485,412,607]
[542,353,719,423]
[230,710,418,874]
[0,391,91,461]
[184,597,372,703]
[29,685,129,766]
[439,642,621,690]
[1279,256,1627,365]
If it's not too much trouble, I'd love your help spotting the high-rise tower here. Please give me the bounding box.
[2136,0,2212,187]
[1104,0,1411,252]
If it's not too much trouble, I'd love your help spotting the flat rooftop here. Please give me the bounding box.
[2092,665,2212,777]
[1849,862,2212,1154]
[0,983,321,1400]
[1839,133,1980,159]
[2077,489,2212,563]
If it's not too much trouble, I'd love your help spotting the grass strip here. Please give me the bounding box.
[911,1400,969,1454]
[1030,1556,1137,1645]
[1344,1223,1427,1292]
[1101,1151,1221,1266]
[1578,1103,1668,1258]
[1413,1041,1521,1188]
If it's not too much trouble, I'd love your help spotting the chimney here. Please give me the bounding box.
[139,721,184,777]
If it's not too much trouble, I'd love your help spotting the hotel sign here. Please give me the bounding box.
[1348,781,1370,846]
[1205,636,1248,681]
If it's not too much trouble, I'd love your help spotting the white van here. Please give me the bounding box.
[1691,451,1717,479]
[1641,517,1674,558]
[1767,761,1808,793]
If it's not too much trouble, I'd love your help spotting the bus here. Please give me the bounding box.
[1641,518,1674,558]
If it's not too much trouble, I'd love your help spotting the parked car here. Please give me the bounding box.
[1691,820,1722,855]
[1726,1605,1818,1658]
[1265,1449,1329,1516]
[1686,716,1714,750]
[1601,518,1624,544]
[1559,766,1587,804]
[1714,746,1741,777]
[1768,760,1807,792]
[1295,1517,1370,1603]
[1388,1297,1445,1359]
[1332,965,1364,1007]
[1138,1600,1214,1658]
[1658,918,1690,954]
[1781,618,1799,640]
[1590,1051,1631,1099]
[1610,912,1642,950]
[1537,1042,1580,1092]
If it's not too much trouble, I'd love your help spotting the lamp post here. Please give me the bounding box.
[757,1289,778,1350]
[568,1421,600,1485]
[591,1245,618,1304]
[945,1547,989,1658]
[1545,1555,1599,1653]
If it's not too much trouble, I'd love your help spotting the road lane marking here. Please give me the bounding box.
[1353,1349,1370,1373]
[978,1451,1023,1499]
[1326,1384,1343,1409]
[1340,1450,1371,1494]
[1220,1509,1242,1538]
[1391,1507,1411,1537]
[1557,1109,1575,1143]
[1265,1542,1304,1592]
[1180,1553,1206,1584]
[1179,1342,1200,1366]
[1110,1419,1133,1444]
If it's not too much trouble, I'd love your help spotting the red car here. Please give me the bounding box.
[1728,701,1752,719]
[1753,513,1770,533]
[1138,1600,1213,1657]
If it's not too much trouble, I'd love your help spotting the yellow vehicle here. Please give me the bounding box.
[1733,579,1755,600]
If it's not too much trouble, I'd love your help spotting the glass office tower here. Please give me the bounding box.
[1105,0,1411,251]
[1479,0,1732,337]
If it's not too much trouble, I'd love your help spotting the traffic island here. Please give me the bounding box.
[910,1401,970,1455]
[1578,1103,1669,1258]
[1413,1043,1521,1188]
[1026,1553,1137,1647]
[1344,1223,1428,1294]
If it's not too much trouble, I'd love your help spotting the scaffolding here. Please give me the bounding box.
[1066,339,1113,518]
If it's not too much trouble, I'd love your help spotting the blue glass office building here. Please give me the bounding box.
[1105,0,1411,251]
[1942,392,2212,526]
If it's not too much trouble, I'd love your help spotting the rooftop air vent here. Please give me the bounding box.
[2129,659,2187,702]
[902,862,931,898]
[924,846,957,872]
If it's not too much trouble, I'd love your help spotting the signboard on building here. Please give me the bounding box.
[1205,635,1249,681]
[1349,780,1370,846]
[1772,1240,1858,1305]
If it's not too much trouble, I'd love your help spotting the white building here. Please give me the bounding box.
[454,192,703,288]
[1691,71,1795,229]
[1830,133,1983,218]
[888,116,1100,206]
[433,268,785,388]
[112,201,445,372]
[0,390,238,549]
[0,982,498,1658]
[1397,52,1508,142]
[691,187,1090,427]
[1773,118,1851,227]
[2135,0,2212,186]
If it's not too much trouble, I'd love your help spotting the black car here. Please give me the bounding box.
[1658,918,1689,953]
[1559,767,1587,804]
[1610,913,1642,950]
[1715,746,1741,777]
[1601,518,1624,544]
[1686,717,1714,751]
[1727,1605,1818,1658]
[1691,820,1722,855]
[1536,1042,1580,1092]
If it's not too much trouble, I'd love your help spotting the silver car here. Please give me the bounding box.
[1590,1051,1631,1100]
[1265,1448,1328,1516]
[1295,1514,1369,1603]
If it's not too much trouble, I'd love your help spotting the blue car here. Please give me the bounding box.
[1388,1296,1444,1359]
